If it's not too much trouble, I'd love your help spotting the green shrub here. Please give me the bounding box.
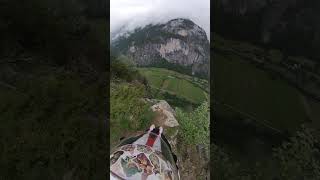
[110,82,154,146]
[273,126,320,180]
[110,55,147,84]
[176,101,209,146]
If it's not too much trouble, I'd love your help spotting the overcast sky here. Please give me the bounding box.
[110,0,210,38]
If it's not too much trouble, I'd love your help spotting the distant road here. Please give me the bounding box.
[213,98,283,134]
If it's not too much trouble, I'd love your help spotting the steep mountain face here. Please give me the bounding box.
[213,0,320,60]
[112,18,210,78]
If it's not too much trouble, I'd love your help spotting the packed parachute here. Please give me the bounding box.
[110,125,180,180]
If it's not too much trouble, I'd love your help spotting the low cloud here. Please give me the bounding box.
[111,0,210,38]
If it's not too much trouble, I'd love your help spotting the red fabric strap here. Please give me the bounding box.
[146,133,157,147]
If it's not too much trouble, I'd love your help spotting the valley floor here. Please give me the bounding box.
[138,67,209,110]
[213,35,320,178]
[214,35,320,133]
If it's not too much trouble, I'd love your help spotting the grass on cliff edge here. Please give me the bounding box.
[110,81,155,148]
[110,58,155,148]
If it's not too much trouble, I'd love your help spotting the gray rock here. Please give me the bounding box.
[151,100,179,127]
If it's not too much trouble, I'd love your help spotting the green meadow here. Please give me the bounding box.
[138,67,208,105]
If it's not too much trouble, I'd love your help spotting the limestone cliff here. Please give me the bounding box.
[112,18,210,78]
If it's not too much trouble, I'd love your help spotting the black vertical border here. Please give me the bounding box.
[106,0,111,179]
[209,0,215,174]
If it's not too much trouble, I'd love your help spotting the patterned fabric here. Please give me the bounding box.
[110,144,176,180]
[133,133,162,152]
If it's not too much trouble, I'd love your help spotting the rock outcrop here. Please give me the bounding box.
[144,98,179,159]
[151,100,179,127]
[145,98,209,179]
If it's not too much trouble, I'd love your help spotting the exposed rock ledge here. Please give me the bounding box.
[144,98,179,154]
[144,98,209,179]
[152,100,179,127]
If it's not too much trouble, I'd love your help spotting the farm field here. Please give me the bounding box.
[213,53,309,131]
[138,67,208,105]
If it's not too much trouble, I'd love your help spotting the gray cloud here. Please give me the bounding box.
[111,0,210,39]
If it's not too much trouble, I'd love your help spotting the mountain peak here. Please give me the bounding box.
[167,18,195,25]
[163,18,207,40]
[112,18,210,78]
